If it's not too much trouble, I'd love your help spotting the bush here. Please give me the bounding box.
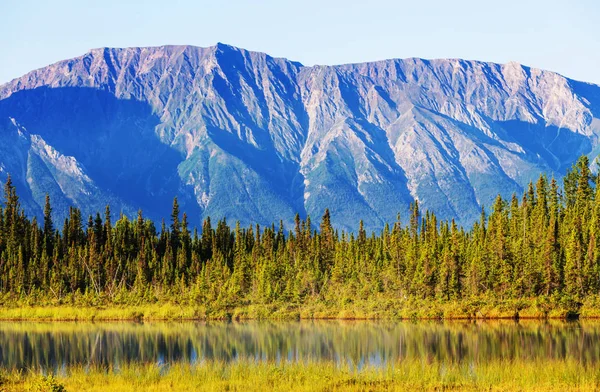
[31,375,66,392]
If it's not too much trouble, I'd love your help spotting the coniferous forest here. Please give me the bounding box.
[2,156,600,319]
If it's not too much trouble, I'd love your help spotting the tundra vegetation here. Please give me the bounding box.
[2,359,600,391]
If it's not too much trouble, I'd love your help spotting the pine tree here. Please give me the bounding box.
[43,194,54,255]
[170,197,181,253]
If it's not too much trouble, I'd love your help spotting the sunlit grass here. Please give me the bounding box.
[2,359,600,391]
[0,296,589,321]
[0,304,204,321]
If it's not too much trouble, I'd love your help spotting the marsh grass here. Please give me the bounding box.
[0,304,203,322]
[2,359,600,391]
[0,295,593,322]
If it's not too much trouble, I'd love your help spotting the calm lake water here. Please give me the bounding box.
[0,320,598,371]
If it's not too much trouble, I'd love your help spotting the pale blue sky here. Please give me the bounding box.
[1,0,598,84]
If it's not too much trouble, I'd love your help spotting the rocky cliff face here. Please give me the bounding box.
[1,44,599,231]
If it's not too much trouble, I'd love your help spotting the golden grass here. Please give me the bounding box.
[0,295,592,321]
[0,304,203,322]
[2,359,600,391]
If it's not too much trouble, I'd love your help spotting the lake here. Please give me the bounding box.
[1,320,598,371]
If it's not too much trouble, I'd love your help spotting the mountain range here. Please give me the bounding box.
[1,43,599,231]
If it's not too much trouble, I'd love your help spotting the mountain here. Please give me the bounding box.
[1,44,599,231]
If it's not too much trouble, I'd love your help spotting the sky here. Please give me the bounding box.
[1,0,599,85]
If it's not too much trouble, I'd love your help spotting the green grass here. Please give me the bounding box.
[2,359,600,391]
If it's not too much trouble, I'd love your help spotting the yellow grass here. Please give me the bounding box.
[2,359,600,391]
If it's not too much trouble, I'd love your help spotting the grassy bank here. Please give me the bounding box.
[1,294,598,321]
[2,359,600,391]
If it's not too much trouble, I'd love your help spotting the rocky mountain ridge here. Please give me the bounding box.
[1,43,599,231]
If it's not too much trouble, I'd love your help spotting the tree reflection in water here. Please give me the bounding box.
[0,320,597,371]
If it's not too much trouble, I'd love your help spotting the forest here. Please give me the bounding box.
[1,156,600,320]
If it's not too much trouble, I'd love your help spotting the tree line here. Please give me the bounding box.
[1,156,599,307]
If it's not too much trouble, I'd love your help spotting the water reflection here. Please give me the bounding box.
[0,320,598,371]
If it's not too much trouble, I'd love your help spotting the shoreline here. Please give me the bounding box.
[0,302,594,322]
[2,359,599,391]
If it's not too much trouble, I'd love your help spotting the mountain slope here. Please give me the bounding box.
[1,44,599,231]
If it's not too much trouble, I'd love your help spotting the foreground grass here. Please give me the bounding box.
[2,359,600,391]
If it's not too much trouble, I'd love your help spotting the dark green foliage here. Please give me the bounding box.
[1,156,600,308]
